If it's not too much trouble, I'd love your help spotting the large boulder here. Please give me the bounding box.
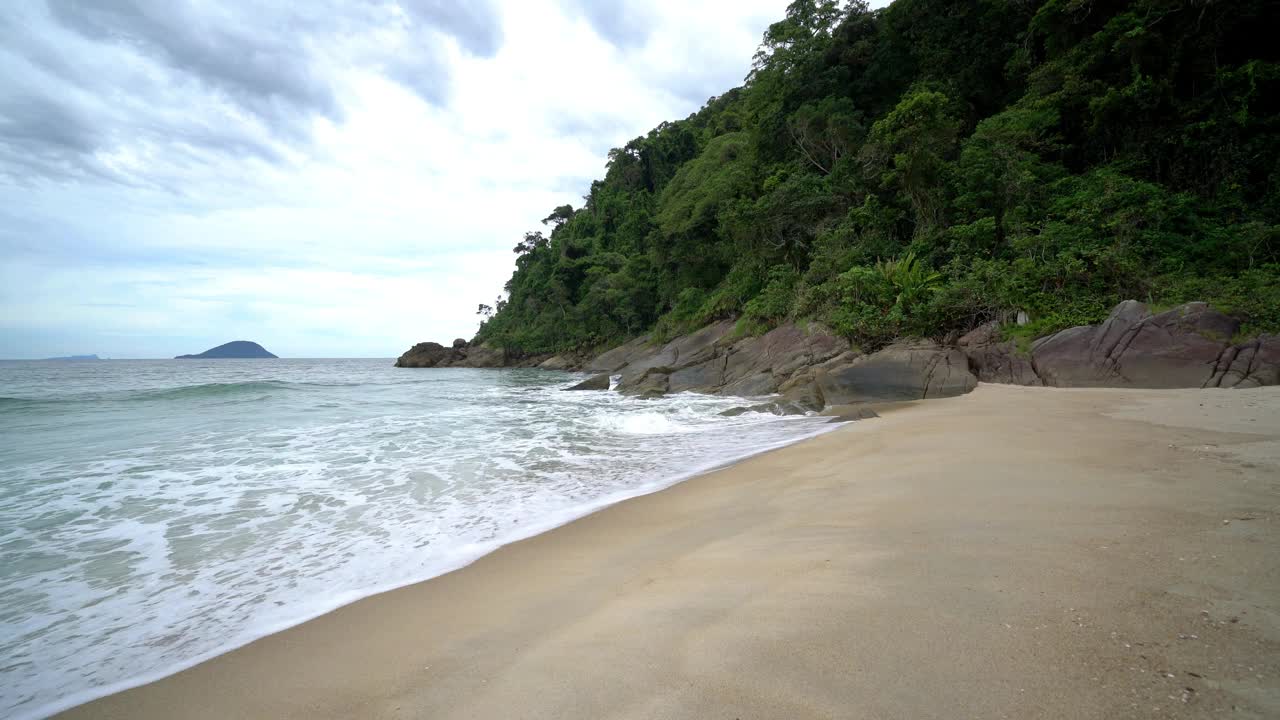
[608,321,851,398]
[618,368,670,398]
[816,341,976,405]
[957,322,1042,386]
[617,320,737,388]
[1030,301,1239,388]
[716,322,850,396]
[395,342,461,368]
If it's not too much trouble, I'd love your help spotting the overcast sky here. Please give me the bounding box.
[0,0,818,359]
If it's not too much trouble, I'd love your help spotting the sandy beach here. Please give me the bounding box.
[58,384,1280,719]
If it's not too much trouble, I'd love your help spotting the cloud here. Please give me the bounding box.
[562,0,658,49]
[0,0,505,185]
[0,0,793,359]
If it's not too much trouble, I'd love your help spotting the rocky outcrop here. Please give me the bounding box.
[1030,301,1239,388]
[957,301,1276,390]
[395,341,507,368]
[397,301,1277,413]
[564,373,611,391]
[814,341,976,405]
[957,322,1041,386]
[613,321,852,398]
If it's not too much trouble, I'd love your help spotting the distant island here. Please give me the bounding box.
[175,341,278,359]
[44,354,101,361]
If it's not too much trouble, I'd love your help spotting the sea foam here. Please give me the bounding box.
[0,359,836,719]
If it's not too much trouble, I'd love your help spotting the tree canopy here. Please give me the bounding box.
[475,0,1280,356]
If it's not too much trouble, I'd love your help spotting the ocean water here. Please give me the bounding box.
[0,358,836,718]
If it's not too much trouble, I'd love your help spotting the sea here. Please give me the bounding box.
[0,358,837,719]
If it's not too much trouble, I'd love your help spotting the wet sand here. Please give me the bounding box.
[59,384,1280,719]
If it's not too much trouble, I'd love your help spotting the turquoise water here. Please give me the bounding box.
[0,359,834,718]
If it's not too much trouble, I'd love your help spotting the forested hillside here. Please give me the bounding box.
[474,0,1279,356]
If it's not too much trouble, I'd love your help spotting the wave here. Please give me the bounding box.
[1,381,312,410]
[129,381,299,401]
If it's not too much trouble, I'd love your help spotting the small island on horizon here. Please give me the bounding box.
[175,341,278,359]
[44,354,102,361]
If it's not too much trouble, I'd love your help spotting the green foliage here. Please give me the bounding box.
[473,0,1280,357]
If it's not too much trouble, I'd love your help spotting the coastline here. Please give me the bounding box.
[58,384,1280,719]
[29,399,844,720]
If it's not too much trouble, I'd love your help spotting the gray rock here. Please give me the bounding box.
[462,344,506,368]
[667,358,728,393]
[538,355,575,370]
[1031,301,1239,388]
[958,322,1041,386]
[617,320,736,388]
[719,400,810,417]
[719,322,850,394]
[618,368,670,398]
[452,338,468,349]
[1206,335,1280,388]
[585,335,655,374]
[817,341,976,404]
[564,373,611,391]
[780,378,825,412]
[395,341,460,368]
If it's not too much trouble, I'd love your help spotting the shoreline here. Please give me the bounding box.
[57,385,1280,719]
[31,404,847,720]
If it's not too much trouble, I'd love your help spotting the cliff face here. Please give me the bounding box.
[394,301,1279,413]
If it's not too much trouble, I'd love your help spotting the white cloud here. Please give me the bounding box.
[0,0,793,358]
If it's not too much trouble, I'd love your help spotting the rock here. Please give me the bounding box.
[718,322,850,395]
[816,341,976,404]
[395,341,459,368]
[564,373,610,391]
[1206,335,1280,388]
[780,377,825,412]
[958,321,1041,386]
[719,400,810,417]
[585,335,660,374]
[538,355,575,370]
[452,338,468,349]
[598,320,851,399]
[618,368,670,398]
[1031,301,1239,388]
[462,344,506,368]
[667,359,729,393]
[395,340,505,368]
[617,320,736,388]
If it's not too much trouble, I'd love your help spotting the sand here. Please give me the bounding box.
[58,384,1280,719]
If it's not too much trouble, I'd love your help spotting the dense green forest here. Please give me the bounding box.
[475,0,1279,355]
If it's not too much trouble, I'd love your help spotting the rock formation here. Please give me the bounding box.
[395,300,1278,413]
[394,341,506,368]
[959,301,1278,389]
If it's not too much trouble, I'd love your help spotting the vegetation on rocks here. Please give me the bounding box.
[475,0,1280,357]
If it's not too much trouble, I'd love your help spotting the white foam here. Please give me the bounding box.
[0,361,839,719]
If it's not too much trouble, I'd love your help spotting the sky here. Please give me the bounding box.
[0,0,820,359]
